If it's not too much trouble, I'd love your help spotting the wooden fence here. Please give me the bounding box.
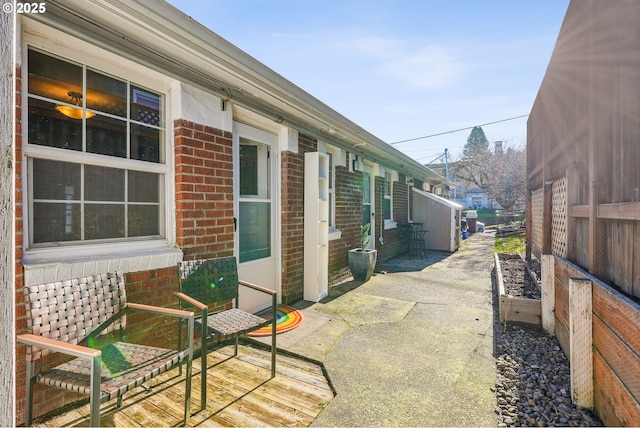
[542,254,640,426]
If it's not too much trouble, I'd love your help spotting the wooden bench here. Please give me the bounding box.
[17,271,195,427]
[176,256,277,412]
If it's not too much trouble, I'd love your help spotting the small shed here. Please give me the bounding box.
[412,188,462,252]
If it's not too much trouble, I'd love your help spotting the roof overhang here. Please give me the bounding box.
[26,0,454,187]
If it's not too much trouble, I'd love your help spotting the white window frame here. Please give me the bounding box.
[320,143,343,240]
[21,22,178,272]
[383,169,398,229]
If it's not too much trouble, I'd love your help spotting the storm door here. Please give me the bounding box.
[234,123,279,313]
[362,164,375,250]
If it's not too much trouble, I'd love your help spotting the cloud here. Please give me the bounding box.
[332,33,469,90]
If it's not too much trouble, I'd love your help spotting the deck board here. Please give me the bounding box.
[35,344,334,427]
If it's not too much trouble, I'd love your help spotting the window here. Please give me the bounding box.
[323,145,343,240]
[327,152,334,227]
[383,171,392,220]
[26,48,166,247]
[383,169,398,229]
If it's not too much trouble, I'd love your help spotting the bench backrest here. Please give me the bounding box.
[23,271,126,361]
[178,257,239,305]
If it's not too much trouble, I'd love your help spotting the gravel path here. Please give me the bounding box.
[495,325,603,427]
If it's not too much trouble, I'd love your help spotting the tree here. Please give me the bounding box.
[456,126,493,189]
[487,144,526,211]
[455,127,526,211]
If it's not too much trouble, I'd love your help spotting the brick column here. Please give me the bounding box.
[174,119,234,260]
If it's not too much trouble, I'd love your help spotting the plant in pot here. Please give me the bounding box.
[348,223,378,281]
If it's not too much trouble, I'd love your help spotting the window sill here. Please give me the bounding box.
[384,220,397,230]
[329,227,342,240]
[21,241,183,286]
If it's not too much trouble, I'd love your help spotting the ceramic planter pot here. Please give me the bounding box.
[348,248,378,282]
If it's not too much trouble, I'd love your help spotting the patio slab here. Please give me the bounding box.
[267,232,498,427]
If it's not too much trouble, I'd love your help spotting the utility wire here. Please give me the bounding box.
[390,114,529,145]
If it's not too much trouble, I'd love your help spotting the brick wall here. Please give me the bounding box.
[395,174,409,224]
[329,165,362,284]
[14,65,28,426]
[376,176,410,263]
[281,134,317,303]
[174,119,235,260]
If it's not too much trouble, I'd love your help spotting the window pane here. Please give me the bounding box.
[28,50,82,103]
[362,171,371,204]
[128,170,159,202]
[131,86,161,126]
[33,158,81,200]
[33,202,81,243]
[239,201,271,262]
[29,98,82,151]
[85,166,124,202]
[85,204,125,239]
[86,69,126,117]
[128,205,159,237]
[240,144,258,196]
[362,205,371,230]
[130,124,161,163]
[384,198,391,220]
[87,114,127,158]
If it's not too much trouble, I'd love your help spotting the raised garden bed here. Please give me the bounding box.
[495,253,541,326]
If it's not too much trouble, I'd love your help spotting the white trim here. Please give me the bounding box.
[233,121,282,311]
[23,246,183,286]
[21,24,178,268]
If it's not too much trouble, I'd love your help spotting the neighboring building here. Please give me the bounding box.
[528,1,640,425]
[8,1,453,423]
[429,147,505,211]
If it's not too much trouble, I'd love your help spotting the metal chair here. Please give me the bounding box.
[17,272,195,427]
[176,256,277,412]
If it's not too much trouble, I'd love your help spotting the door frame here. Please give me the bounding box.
[362,163,376,250]
[233,121,281,312]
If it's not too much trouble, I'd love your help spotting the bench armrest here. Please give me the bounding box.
[174,292,208,311]
[127,302,194,319]
[239,280,277,296]
[17,333,101,359]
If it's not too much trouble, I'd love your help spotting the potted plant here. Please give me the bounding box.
[348,223,378,281]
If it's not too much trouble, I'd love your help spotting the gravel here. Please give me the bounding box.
[495,325,603,427]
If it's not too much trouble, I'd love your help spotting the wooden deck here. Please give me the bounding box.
[35,343,335,427]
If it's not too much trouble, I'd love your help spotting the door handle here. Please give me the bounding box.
[233,217,237,231]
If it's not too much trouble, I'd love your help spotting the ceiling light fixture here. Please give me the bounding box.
[56,92,95,119]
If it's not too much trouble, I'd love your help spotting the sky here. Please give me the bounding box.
[166,0,569,163]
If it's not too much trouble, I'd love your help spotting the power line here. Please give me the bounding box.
[390,114,529,145]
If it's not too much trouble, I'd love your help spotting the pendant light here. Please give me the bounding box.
[56,91,95,119]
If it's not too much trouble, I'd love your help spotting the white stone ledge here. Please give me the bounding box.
[22,247,183,286]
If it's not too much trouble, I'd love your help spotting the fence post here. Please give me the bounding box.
[541,255,555,335]
[569,277,593,409]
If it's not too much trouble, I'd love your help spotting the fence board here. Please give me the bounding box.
[555,276,569,332]
[593,316,640,403]
[593,284,640,361]
[607,221,635,295]
[594,350,640,427]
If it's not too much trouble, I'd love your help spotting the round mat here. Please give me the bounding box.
[248,304,304,336]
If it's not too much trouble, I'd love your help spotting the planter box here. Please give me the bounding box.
[495,253,541,326]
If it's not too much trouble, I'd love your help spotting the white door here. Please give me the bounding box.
[362,164,375,250]
[234,122,280,313]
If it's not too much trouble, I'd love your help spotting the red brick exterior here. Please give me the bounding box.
[14,65,28,425]
[329,165,363,284]
[280,134,317,303]
[375,176,404,263]
[174,119,235,260]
